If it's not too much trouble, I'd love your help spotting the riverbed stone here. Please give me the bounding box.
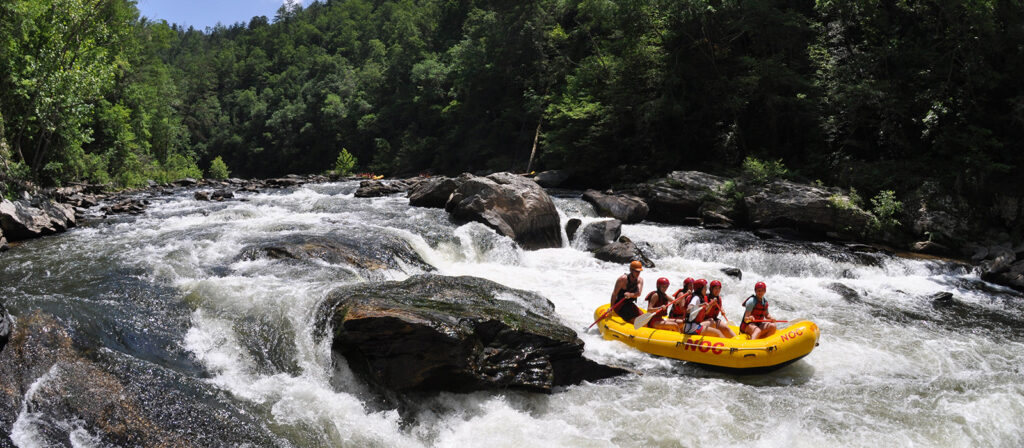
[355,179,412,198]
[317,274,626,395]
[0,199,76,241]
[744,181,873,239]
[721,267,742,280]
[580,219,622,251]
[582,190,648,224]
[565,218,582,242]
[445,172,563,250]
[533,170,569,188]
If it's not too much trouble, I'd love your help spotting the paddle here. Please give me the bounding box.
[633,293,702,329]
[587,296,630,330]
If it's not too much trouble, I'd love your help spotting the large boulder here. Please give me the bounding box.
[632,171,730,224]
[580,219,622,251]
[0,199,76,241]
[0,312,280,446]
[445,173,563,250]
[582,190,648,224]
[743,181,873,239]
[982,260,1024,292]
[238,232,434,274]
[408,174,469,208]
[316,274,626,395]
[905,182,970,244]
[532,170,570,188]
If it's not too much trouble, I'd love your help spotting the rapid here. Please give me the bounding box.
[1,181,1022,447]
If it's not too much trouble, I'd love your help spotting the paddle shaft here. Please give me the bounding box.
[747,319,787,323]
[633,291,694,329]
[588,295,631,330]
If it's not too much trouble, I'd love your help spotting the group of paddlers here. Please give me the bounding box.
[610,260,778,340]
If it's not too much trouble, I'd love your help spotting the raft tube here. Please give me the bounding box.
[593,304,819,372]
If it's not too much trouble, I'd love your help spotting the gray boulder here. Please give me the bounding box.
[565,218,582,242]
[533,170,570,188]
[580,219,622,251]
[632,171,730,224]
[354,179,415,198]
[316,274,626,395]
[0,199,76,241]
[445,173,563,250]
[593,241,655,268]
[408,175,469,208]
[981,260,1024,292]
[743,181,873,239]
[238,232,434,274]
[582,190,648,224]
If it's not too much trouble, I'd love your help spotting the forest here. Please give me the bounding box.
[2,0,1023,216]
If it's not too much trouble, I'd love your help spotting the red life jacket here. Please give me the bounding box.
[668,292,691,319]
[705,294,722,320]
[645,290,670,310]
[741,295,769,327]
[691,292,710,322]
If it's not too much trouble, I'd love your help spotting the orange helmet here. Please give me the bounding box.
[629,260,643,271]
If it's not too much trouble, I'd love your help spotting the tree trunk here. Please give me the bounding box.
[526,119,542,174]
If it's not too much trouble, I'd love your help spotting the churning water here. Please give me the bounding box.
[2,181,1022,447]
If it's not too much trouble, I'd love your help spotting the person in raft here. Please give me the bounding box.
[643,277,684,331]
[670,279,726,337]
[610,260,645,323]
[741,282,777,340]
[704,280,736,338]
[673,277,694,300]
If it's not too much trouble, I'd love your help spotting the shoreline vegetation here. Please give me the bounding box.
[2,1,1023,283]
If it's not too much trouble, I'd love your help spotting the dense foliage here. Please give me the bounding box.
[2,0,1023,224]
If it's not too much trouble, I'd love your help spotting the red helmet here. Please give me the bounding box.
[693,279,707,290]
[754,281,767,291]
[710,280,722,289]
[683,278,694,287]
[657,277,670,288]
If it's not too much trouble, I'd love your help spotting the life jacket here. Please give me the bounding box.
[668,292,691,319]
[741,295,769,330]
[613,274,640,306]
[705,294,722,320]
[645,290,670,309]
[690,292,710,323]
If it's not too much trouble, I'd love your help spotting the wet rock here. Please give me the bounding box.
[101,198,147,215]
[238,231,434,274]
[212,189,234,201]
[533,170,570,188]
[317,274,627,396]
[721,267,742,280]
[582,190,648,224]
[980,259,1024,292]
[912,240,950,255]
[0,199,76,241]
[0,301,10,352]
[753,227,816,241]
[929,292,955,308]
[445,172,563,250]
[408,175,468,208]
[744,181,873,239]
[565,218,582,241]
[580,219,622,251]
[266,177,305,187]
[632,171,730,224]
[355,179,411,198]
[0,230,7,252]
[194,191,211,201]
[173,177,198,187]
[0,312,281,446]
[593,241,655,268]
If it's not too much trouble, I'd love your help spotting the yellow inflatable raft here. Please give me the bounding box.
[593,304,820,372]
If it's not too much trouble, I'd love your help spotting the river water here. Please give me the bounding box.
[1,181,1022,447]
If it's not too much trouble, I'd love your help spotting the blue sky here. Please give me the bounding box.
[136,0,302,30]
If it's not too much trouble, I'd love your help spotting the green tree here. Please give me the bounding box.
[208,156,231,179]
[334,149,357,175]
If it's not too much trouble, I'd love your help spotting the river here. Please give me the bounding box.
[1,181,1022,447]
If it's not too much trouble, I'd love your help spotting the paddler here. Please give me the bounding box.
[610,260,645,323]
[643,277,684,331]
[705,280,736,338]
[741,282,777,340]
[671,279,726,337]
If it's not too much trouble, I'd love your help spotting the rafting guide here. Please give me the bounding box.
[594,268,820,371]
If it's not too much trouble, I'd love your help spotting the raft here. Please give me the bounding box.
[593,304,819,372]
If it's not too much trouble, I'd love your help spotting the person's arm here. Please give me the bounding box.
[636,277,644,299]
[743,298,756,322]
[611,276,625,303]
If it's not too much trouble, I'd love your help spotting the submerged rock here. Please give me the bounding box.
[580,219,622,251]
[721,267,742,280]
[445,172,563,250]
[582,190,648,224]
[565,218,582,242]
[238,232,434,273]
[317,274,626,395]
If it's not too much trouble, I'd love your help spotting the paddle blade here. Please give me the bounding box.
[633,312,655,329]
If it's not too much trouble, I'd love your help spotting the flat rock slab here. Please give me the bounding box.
[317,274,626,395]
[238,232,434,273]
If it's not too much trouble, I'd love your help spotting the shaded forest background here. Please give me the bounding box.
[2,0,1023,221]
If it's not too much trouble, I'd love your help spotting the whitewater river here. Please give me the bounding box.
[2,181,1022,447]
